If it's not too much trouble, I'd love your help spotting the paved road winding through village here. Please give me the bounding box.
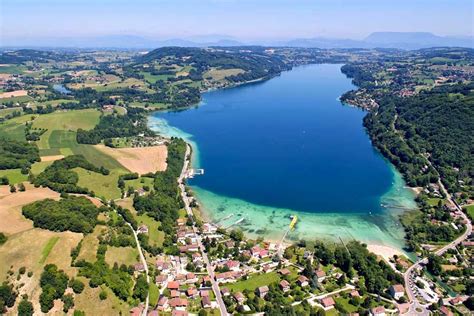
[179,144,229,316]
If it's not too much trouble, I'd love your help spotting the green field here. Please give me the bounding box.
[0,107,22,118]
[39,236,60,264]
[227,272,280,292]
[140,71,173,83]
[0,114,32,140]
[0,65,27,74]
[0,169,28,184]
[30,161,54,175]
[32,109,100,150]
[464,204,474,219]
[124,177,154,191]
[74,168,125,200]
[105,246,139,266]
[135,213,164,247]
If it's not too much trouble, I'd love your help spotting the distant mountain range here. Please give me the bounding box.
[2,32,472,50]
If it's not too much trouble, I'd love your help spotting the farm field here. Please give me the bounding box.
[94,144,168,174]
[136,213,165,247]
[226,271,280,292]
[0,168,28,184]
[74,167,125,200]
[32,109,100,150]
[204,68,245,81]
[105,246,139,267]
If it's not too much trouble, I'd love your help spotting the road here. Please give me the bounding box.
[178,144,229,316]
[128,223,150,316]
[403,177,472,315]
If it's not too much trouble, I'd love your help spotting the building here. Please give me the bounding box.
[370,306,386,316]
[167,281,180,290]
[297,275,309,287]
[137,224,148,234]
[201,296,212,308]
[134,263,145,272]
[315,269,326,282]
[439,306,454,316]
[280,280,290,292]
[389,284,405,300]
[279,268,291,276]
[321,297,335,309]
[169,298,188,309]
[157,296,169,311]
[130,305,144,316]
[233,292,245,304]
[257,286,269,298]
[155,275,167,286]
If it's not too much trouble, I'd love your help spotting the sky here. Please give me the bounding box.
[1,0,473,41]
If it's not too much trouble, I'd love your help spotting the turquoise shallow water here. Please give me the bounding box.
[149,64,416,249]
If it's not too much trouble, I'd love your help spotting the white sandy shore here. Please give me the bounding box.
[367,244,403,262]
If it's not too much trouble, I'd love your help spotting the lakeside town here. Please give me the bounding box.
[0,43,472,316]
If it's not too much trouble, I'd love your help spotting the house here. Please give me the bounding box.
[221,287,231,296]
[350,290,360,298]
[137,225,148,234]
[130,305,144,316]
[315,269,326,282]
[156,261,171,273]
[186,287,197,297]
[177,218,186,226]
[225,260,240,271]
[167,281,180,290]
[201,296,212,308]
[134,263,146,272]
[225,240,235,248]
[200,290,210,298]
[450,296,467,305]
[202,223,217,234]
[169,298,188,309]
[389,284,405,300]
[297,275,309,287]
[171,310,188,316]
[280,280,290,292]
[157,296,169,311]
[135,188,146,197]
[155,275,167,286]
[370,306,386,316]
[439,306,454,316]
[279,268,291,276]
[170,290,180,298]
[320,297,335,309]
[257,286,269,298]
[233,292,245,304]
[148,310,158,316]
[186,273,198,284]
[262,265,272,273]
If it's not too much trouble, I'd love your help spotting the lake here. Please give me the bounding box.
[149,64,416,248]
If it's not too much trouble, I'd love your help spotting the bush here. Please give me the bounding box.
[99,290,108,300]
[18,298,34,316]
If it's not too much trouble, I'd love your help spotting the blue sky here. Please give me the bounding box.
[1,0,472,40]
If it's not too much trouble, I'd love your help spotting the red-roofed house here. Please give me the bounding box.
[297,275,309,287]
[280,280,290,292]
[321,297,335,309]
[370,306,386,316]
[389,284,405,300]
[167,281,179,290]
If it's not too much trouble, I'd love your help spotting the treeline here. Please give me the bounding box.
[22,196,102,233]
[133,138,186,250]
[313,241,404,295]
[77,109,153,145]
[0,138,40,171]
[33,155,109,194]
[365,83,474,195]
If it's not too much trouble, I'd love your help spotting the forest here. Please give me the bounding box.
[133,137,187,252]
[33,155,109,194]
[365,83,473,195]
[22,196,102,233]
[0,139,40,171]
[76,109,154,145]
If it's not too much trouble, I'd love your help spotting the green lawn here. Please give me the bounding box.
[227,272,280,293]
[124,177,154,191]
[464,205,474,219]
[32,109,100,150]
[30,161,54,175]
[105,246,139,267]
[49,130,78,148]
[135,214,164,247]
[39,236,60,264]
[427,198,443,207]
[0,107,22,118]
[74,168,125,200]
[149,283,160,306]
[0,115,31,140]
[0,169,28,184]
[334,297,359,313]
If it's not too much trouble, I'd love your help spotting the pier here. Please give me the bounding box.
[185,168,205,178]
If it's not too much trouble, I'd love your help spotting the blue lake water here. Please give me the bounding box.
[150,64,416,248]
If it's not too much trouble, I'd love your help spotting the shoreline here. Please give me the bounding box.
[148,64,419,252]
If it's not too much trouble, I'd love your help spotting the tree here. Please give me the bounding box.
[62,294,74,313]
[18,298,34,316]
[132,274,149,301]
[70,279,85,294]
[426,254,442,276]
[9,184,16,193]
[18,183,26,192]
[99,290,108,300]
